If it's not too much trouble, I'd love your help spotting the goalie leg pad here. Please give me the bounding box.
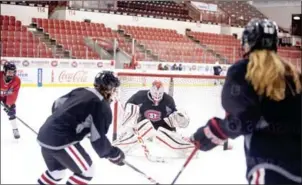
[155,127,195,151]
[113,119,156,154]
[134,119,157,140]
[113,131,138,153]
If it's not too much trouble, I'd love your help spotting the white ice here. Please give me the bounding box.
[1,87,248,184]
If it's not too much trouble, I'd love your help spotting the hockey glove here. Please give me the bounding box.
[164,110,190,128]
[191,117,228,151]
[3,104,16,119]
[108,146,125,166]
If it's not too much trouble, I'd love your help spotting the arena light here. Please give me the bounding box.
[293,16,300,20]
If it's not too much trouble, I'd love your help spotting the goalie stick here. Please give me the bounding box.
[132,126,167,163]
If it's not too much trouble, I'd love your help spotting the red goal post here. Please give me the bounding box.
[112,70,226,141]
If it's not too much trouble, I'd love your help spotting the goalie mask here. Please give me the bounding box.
[149,80,164,106]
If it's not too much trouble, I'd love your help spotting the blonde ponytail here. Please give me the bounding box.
[245,50,301,101]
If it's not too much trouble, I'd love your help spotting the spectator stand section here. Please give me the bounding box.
[1,15,53,58]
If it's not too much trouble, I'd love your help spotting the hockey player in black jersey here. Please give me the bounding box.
[190,18,301,184]
[213,61,222,76]
[114,80,195,158]
[37,71,124,185]
[213,61,223,85]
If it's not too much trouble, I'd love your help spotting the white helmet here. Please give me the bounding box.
[149,80,164,105]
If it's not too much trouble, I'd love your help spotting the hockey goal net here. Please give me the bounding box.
[113,70,226,142]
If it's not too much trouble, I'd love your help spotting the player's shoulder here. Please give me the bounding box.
[163,93,174,102]
[134,90,149,98]
[226,59,249,80]
[75,87,111,108]
[136,89,148,95]
[69,87,103,103]
[14,75,21,83]
[83,87,105,102]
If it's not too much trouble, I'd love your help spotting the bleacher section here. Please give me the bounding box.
[1,15,53,58]
[117,1,192,20]
[32,18,105,59]
[1,14,299,67]
[217,1,267,26]
[31,18,152,61]
[278,46,301,65]
[187,31,241,63]
[118,25,216,63]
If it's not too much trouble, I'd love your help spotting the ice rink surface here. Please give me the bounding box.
[1,87,248,184]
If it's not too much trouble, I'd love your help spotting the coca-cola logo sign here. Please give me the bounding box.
[58,70,89,83]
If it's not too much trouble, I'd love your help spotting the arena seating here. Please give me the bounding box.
[1,14,299,67]
[32,18,105,59]
[117,1,192,20]
[118,25,217,63]
[115,1,265,26]
[116,1,287,32]
[217,1,267,26]
[278,46,301,65]
[31,18,151,60]
[187,31,241,63]
[1,15,53,58]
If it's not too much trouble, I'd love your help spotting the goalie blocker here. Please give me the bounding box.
[114,80,193,157]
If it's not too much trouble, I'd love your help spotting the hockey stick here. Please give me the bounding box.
[1,102,38,135]
[123,160,160,184]
[171,146,199,184]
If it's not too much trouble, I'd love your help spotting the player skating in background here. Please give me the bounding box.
[37,71,125,185]
[114,80,194,158]
[213,61,223,85]
[190,18,301,184]
[0,62,21,139]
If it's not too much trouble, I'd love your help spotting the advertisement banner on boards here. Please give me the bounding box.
[16,68,39,86]
[138,61,230,74]
[42,68,102,86]
[1,57,115,69]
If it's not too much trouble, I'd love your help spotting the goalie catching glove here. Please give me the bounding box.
[164,110,190,128]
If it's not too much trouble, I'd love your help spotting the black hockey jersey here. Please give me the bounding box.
[220,59,301,182]
[37,87,118,159]
[213,65,222,76]
[126,90,177,130]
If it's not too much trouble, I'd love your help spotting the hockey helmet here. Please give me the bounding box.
[241,18,279,54]
[3,62,17,82]
[149,80,164,105]
[94,71,120,101]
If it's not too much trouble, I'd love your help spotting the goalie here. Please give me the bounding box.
[114,80,195,157]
